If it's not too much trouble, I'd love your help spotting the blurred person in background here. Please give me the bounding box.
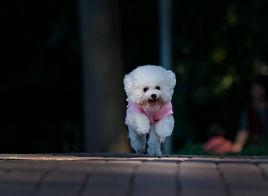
[204,76,268,154]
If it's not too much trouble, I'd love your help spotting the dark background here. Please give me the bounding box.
[2,0,82,152]
[2,0,268,154]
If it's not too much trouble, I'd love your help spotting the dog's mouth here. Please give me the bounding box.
[148,98,161,107]
[141,98,165,112]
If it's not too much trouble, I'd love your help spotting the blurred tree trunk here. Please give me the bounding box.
[78,0,129,152]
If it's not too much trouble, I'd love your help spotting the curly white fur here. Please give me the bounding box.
[124,65,176,156]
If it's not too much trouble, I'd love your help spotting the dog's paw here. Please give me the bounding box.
[147,151,162,158]
[156,152,162,158]
[159,137,165,143]
[136,128,149,135]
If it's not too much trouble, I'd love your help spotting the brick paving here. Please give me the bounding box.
[0,154,268,196]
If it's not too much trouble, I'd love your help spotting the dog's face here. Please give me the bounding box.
[124,65,176,108]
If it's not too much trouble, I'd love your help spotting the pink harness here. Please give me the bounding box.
[127,101,173,124]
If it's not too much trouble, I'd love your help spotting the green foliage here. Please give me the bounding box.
[172,0,268,146]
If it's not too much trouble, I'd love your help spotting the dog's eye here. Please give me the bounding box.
[155,86,160,90]
[143,87,148,92]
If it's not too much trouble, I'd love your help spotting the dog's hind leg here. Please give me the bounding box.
[147,127,162,157]
[128,126,146,154]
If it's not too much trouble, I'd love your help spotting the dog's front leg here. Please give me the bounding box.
[125,111,150,135]
[155,115,174,142]
[126,111,150,154]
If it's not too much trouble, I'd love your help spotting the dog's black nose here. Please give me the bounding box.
[151,94,157,99]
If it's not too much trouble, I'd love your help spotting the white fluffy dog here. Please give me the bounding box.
[124,65,176,156]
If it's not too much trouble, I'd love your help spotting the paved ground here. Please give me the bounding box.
[0,154,268,196]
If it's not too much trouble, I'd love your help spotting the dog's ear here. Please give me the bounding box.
[123,73,133,93]
[166,70,176,89]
